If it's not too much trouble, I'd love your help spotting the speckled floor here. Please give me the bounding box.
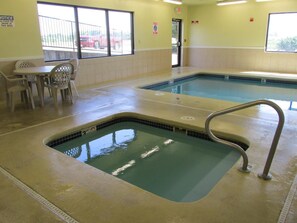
[0,67,296,223]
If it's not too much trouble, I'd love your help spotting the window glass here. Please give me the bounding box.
[37,4,77,61]
[108,11,133,55]
[266,13,297,53]
[37,3,134,61]
[78,8,107,58]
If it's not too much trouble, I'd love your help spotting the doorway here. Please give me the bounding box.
[172,19,182,67]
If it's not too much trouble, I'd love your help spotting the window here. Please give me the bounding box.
[266,12,297,53]
[77,8,107,58]
[37,3,134,61]
[108,11,133,56]
[37,4,77,60]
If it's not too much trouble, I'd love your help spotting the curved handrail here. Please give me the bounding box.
[205,99,285,180]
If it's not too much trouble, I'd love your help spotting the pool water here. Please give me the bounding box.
[52,121,241,202]
[144,74,297,105]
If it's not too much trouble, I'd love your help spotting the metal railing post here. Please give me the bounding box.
[205,99,285,180]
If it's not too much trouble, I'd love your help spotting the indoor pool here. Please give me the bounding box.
[142,74,297,109]
[47,117,244,202]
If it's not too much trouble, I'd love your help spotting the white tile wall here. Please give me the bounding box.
[73,49,172,87]
[187,47,297,74]
[0,49,172,100]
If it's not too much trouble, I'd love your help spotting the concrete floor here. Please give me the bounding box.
[0,67,296,223]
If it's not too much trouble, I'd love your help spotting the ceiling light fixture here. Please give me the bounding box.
[163,0,182,5]
[217,0,247,6]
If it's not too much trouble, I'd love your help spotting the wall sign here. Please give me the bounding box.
[175,7,182,14]
[0,15,14,27]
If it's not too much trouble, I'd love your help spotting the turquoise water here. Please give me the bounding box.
[53,121,240,202]
[145,75,297,105]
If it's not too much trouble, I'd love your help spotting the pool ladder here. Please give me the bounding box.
[205,99,285,180]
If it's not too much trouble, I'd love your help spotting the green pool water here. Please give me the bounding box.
[52,121,241,202]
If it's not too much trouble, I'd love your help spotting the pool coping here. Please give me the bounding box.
[45,112,249,150]
[138,69,297,89]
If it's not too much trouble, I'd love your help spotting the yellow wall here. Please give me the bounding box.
[1,0,297,59]
[187,0,297,73]
[0,0,188,59]
[0,0,43,58]
[188,0,297,48]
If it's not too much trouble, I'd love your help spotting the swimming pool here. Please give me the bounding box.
[47,116,247,202]
[142,74,297,108]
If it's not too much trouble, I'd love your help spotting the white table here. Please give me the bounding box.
[14,66,55,107]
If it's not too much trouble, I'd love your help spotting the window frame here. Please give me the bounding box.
[37,2,134,62]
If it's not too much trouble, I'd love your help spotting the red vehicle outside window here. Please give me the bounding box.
[80,34,121,49]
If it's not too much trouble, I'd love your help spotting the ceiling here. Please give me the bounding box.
[182,0,217,5]
[148,0,217,5]
[161,0,280,5]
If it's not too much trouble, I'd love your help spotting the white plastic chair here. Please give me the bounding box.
[15,60,52,97]
[69,58,79,97]
[15,61,37,90]
[45,63,74,108]
[0,71,35,112]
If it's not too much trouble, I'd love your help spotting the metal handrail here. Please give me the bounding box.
[205,99,285,180]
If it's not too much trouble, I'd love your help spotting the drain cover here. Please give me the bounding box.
[180,116,195,121]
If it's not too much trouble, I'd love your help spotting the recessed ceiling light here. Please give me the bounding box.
[217,0,247,6]
[163,0,182,5]
[256,0,273,2]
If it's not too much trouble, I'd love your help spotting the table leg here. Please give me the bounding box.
[36,75,45,107]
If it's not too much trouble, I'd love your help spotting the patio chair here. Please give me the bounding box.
[0,71,35,112]
[15,60,37,90]
[15,60,52,97]
[69,58,79,97]
[45,63,74,108]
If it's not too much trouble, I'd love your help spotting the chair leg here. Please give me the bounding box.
[21,91,29,104]
[48,88,52,97]
[10,92,15,112]
[27,88,35,110]
[20,91,26,102]
[71,81,79,97]
[60,89,64,101]
[52,88,58,108]
[68,83,72,98]
[44,76,52,97]
[28,82,33,90]
[68,87,73,104]
[5,92,10,108]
